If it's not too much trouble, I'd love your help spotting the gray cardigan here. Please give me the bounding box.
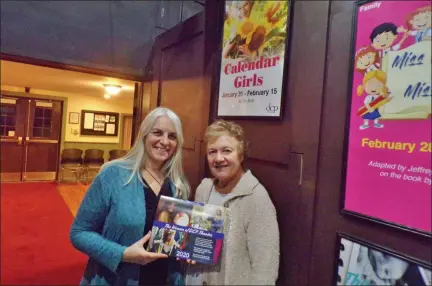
[186,170,280,285]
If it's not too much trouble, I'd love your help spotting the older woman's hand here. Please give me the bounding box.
[122,232,168,265]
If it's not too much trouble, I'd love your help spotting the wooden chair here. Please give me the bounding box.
[59,148,83,183]
[82,149,104,184]
[108,149,128,161]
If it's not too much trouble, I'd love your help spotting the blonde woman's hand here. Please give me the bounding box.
[122,232,168,265]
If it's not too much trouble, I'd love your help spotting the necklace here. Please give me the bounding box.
[144,168,163,186]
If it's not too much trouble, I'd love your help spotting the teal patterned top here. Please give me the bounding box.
[70,162,184,285]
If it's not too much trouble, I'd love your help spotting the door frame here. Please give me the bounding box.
[1,53,142,82]
[1,90,66,181]
[120,113,133,150]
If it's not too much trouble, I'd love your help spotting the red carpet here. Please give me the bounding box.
[1,182,87,285]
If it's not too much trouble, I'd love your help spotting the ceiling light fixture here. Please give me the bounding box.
[104,94,111,99]
[103,84,122,95]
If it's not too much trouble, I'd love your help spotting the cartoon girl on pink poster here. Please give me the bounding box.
[354,46,380,74]
[356,70,392,130]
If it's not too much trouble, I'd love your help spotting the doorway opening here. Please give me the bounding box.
[1,59,137,183]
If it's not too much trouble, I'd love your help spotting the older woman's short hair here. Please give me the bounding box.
[204,120,247,156]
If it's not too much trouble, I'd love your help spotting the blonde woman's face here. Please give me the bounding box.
[145,116,178,166]
[207,134,243,184]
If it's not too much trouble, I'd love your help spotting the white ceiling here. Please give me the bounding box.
[0,60,137,99]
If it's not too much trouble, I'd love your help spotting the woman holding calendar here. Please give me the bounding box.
[185,120,280,285]
[70,107,189,286]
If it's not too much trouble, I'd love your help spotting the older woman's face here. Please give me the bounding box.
[207,134,243,184]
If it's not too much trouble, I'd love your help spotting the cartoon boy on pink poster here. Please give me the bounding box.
[370,22,408,59]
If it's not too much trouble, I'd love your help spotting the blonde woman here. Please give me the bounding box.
[186,120,279,285]
[70,107,190,286]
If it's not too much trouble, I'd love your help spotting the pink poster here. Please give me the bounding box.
[344,1,431,233]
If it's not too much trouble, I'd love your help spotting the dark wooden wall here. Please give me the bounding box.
[206,0,331,285]
[204,1,431,286]
[130,1,432,285]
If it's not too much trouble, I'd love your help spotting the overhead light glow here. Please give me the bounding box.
[103,84,122,95]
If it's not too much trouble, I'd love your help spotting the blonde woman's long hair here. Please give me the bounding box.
[357,70,389,97]
[102,107,190,199]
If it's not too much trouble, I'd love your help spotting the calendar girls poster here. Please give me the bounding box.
[217,1,290,117]
[344,1,431,233]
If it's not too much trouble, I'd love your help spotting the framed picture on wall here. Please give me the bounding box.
[80,110,119,136]
[341,0,431,236]
[335,233,431,286]
[68,112,79,124]
[216,1,293,118]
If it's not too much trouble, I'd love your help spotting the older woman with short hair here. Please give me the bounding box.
[186,120,280,285]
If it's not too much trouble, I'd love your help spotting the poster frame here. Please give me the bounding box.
[333,232,432,286]
[339,0,431,238]
[80,109,119,136]
[215,0,295,120]
[68,112,79,124]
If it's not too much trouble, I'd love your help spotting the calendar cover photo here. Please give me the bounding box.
[147,196,227,265]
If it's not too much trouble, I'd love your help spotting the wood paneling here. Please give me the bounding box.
[149,12,209,192]
[1,53,142,82]
[206,1,331,285]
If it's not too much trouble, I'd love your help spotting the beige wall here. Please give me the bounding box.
[1,85,133,144]
[1,84,133,171]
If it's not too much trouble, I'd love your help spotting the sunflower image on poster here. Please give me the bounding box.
[222,0,288,61]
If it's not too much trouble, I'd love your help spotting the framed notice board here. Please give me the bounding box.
[80,110,119,136]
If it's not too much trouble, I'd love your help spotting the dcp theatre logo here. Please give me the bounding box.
[266,103,279,113]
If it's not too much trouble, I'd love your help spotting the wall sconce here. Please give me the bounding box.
[104,94,111,99]
[103,84,122,96]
